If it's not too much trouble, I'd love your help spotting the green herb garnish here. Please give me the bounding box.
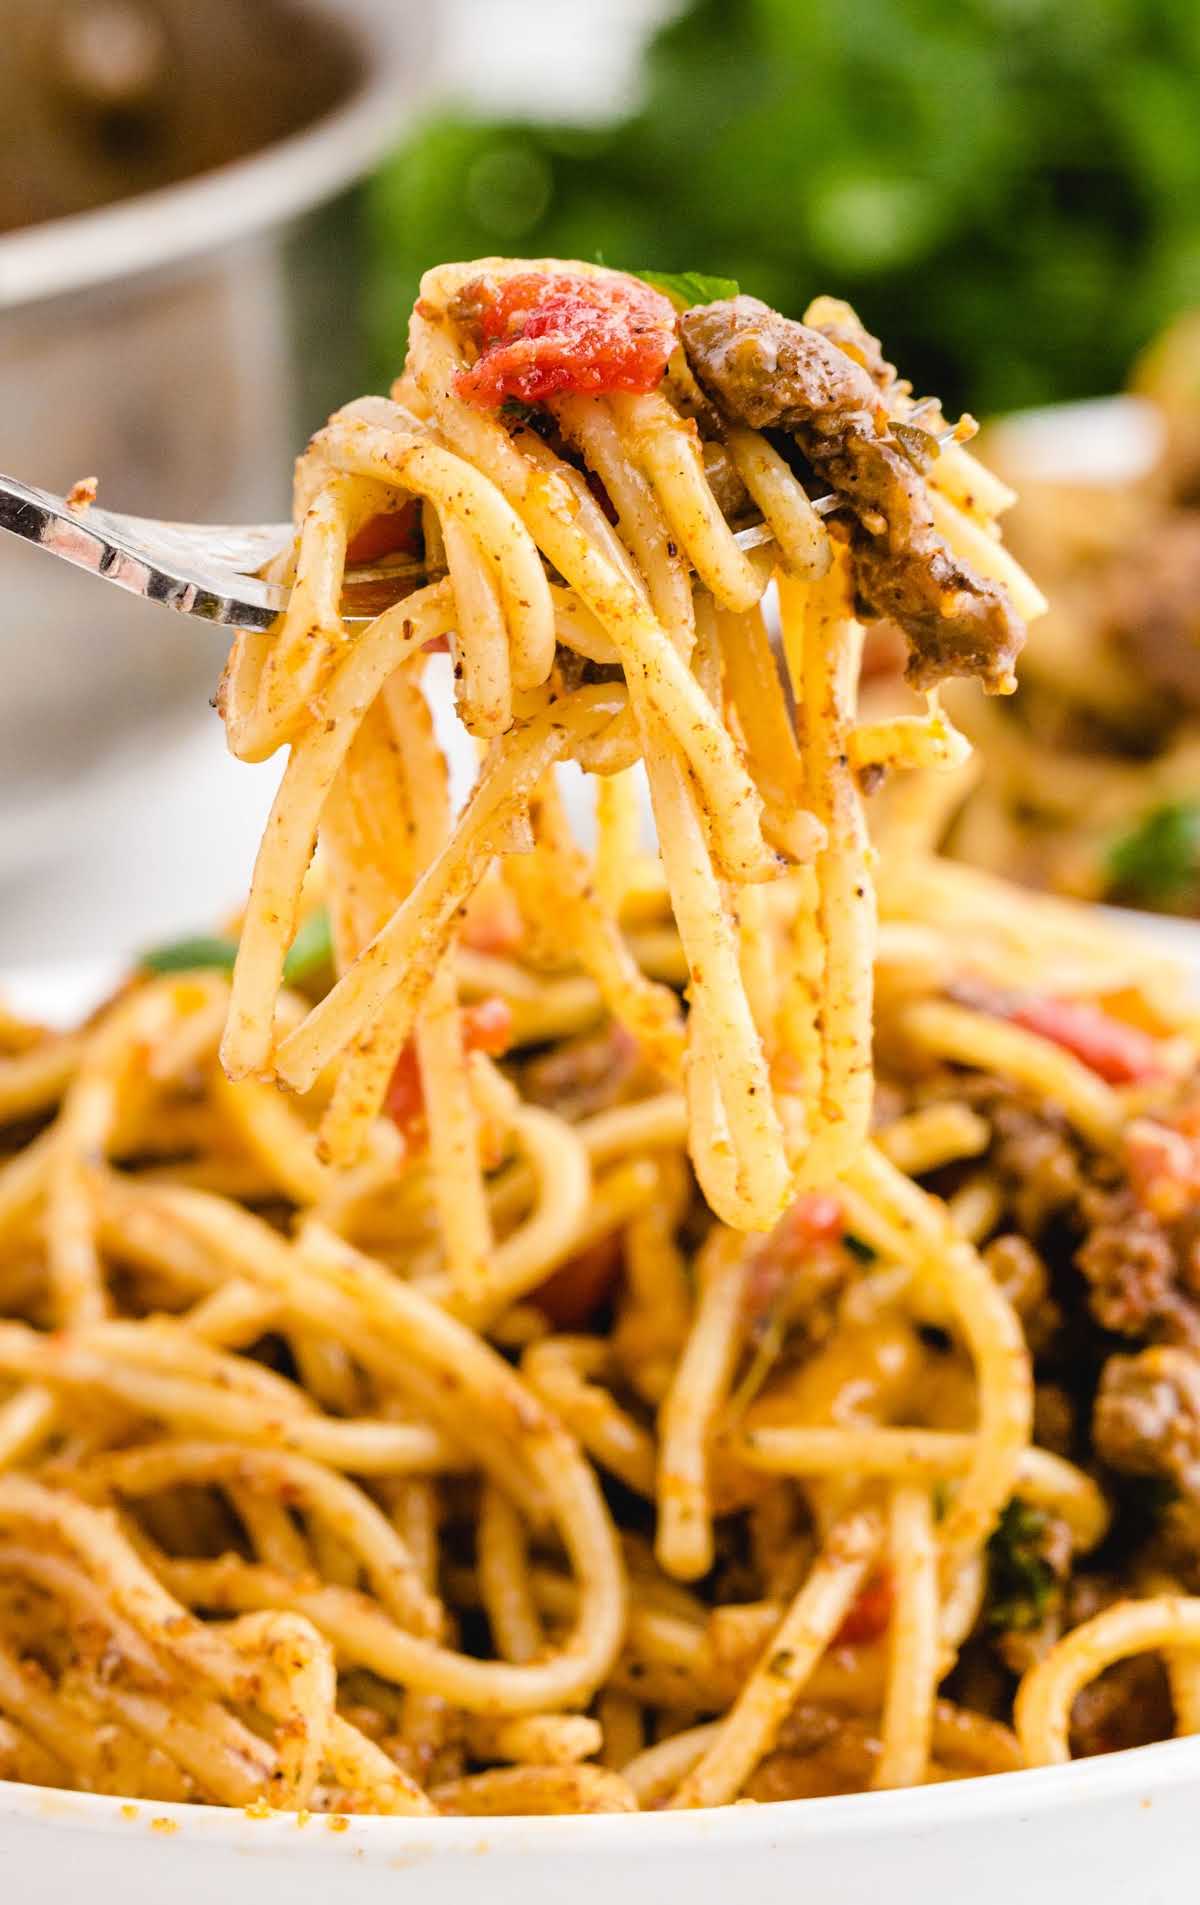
[282,908,334,987]
[141,934,238,975]
[1107,801,1200,908]
[141,907,333,989]
[986,1500,1058,1631]
[636,269,739,310]
[500,397,541,425]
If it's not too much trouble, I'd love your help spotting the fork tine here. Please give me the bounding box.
[0,473,288,630]
[0,413,968,636]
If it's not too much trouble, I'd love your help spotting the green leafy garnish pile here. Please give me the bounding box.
[1107,801,1200,910]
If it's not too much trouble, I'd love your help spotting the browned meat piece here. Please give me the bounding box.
[520,1023,642,1122]
[681,296,887,432]
[952,1073,1200,1345]
[1093,1346,1200,1488]
[1070,1654,1174,1758]
[679,295,1025,693]
[983,1233,1062,1355]
[1033,1382,1076,1456]
[977,1086,1084,1234]
[806,298,900,395]
[1077,1188,1200,1347]
[1148,1494,1200,1590]
[1104,511,1200,713]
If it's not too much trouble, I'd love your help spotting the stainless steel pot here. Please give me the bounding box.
[0,0,431,875]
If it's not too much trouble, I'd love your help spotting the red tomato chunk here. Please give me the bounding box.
[834,1570,894,1646]
[743,1192,844,1335]
[455,270,677,409]
[384,999,513,1142]
[345,499,421,564]
[1007,995,1164,1085]
[536,1233,625,1331]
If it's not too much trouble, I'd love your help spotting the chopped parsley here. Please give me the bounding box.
[281,908,334,987]
[141,908,333,990]
[1107,800,1200,908]
[499,397,541,425]
[635,269,739,310]
[986,1500,1058,1631]
[141,934,238,976]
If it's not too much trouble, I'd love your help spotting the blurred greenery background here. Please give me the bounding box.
[368,0,1200,415]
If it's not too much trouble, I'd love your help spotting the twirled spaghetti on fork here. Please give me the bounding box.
[3,259,1200,1816]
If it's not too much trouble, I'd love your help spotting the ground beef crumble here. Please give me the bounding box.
[679,294,1025,693]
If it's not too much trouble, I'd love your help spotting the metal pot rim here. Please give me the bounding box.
[0,0,431,311]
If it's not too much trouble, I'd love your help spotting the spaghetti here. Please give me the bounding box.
[1,258,1200,1815]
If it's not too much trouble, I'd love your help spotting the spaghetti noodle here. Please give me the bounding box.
[1,258,1199,1815]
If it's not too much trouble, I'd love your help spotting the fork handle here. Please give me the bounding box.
[0,472,282,630]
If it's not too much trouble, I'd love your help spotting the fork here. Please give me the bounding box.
[0,472,793,632]
[0,417,957,632]
[0,473,422,631]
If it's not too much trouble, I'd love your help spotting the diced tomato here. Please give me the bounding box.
[1126,1116,1200,1222]
[383,1043,424,1141]
[346,499,421,564]
[383,998,513,1142]
[454,270,677,409]
[536,1233,625,1331]
[834,1570,894,1647]
[460,997,514,1059]
[743,1192,844,1334]
[461,884,525,957]
[1007,996,1164,1085]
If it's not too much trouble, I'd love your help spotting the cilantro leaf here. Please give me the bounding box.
[140,907,332,989]
[500,397,540,424]
[986,1500,1059,1631]
[636,269,739,310]
[1107,801,1200,907]
[282,908,334,987]
[141,934,238,976]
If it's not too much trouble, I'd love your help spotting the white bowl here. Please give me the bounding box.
[3,1737,1198,1905]
[5,922,1200,1901]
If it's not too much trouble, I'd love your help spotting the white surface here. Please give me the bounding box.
[0,654,489,970]
[3,1735,1200,1905]
[985,394,1166,486]
[433,0,682,120]
[0,715,280,967]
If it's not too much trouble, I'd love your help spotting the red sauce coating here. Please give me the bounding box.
[345,499,421,564]
[743,1192,844,1334]
[536,1232,625,1331]
[834,1570,894,1646]
[384,998,513,1143]
[454,270,677,409]
[1006,995,1164,1085]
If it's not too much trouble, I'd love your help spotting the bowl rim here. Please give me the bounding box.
[0,0,431,311]
[1,1736,1198,1857]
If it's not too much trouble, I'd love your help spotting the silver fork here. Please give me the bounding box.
[0,472,789,632]
[0,474,423,631]
[0,418,956,632]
